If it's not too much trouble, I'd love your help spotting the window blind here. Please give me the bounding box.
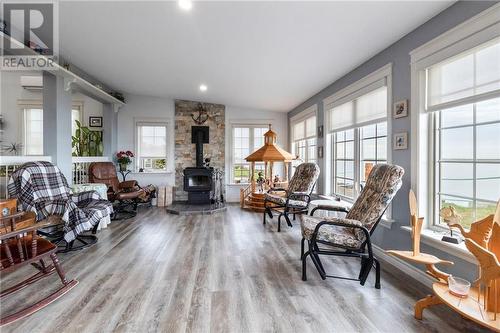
[292,115,316,140]
[426,38,500,112]
[327,85,387,132]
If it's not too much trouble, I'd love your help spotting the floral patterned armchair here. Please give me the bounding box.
[263,163,320,232]
[300,163,404,288]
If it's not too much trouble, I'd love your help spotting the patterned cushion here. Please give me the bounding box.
[346,164,404,241]
[300,215,363,249]
[265,193,308,208]
[288,163,320,193]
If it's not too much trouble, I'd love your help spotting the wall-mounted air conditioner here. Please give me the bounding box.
[20,76,43,91]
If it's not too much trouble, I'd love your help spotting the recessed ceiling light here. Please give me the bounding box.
[199,84,207,92]
[178,0,192,11]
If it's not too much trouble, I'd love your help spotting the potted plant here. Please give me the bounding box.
[116,150,134,171]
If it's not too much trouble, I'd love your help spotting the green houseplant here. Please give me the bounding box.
[72,120,104,156]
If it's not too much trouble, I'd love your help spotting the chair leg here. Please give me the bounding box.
[302,251,310,281]
[262,209,267,225]
[359,258,373,286]
[277,214,282,232]
[313,243,326,276]
[50,253,68,285]
[309,241,326,280]
[300,238,305,260]
[283,212,292,227]
[374,258,381,289]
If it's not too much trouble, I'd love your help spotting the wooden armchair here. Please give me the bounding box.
[0,199,77,326]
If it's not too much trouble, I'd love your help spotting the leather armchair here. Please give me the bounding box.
[88,162,144,219]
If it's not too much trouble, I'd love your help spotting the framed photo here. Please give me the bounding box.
[393,132,408,150]
[89,116,103,127]
[317,125,324,138]
[393,99,408,119]
[317,146,323,158]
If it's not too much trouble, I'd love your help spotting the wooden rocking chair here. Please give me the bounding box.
[0,199,78,327]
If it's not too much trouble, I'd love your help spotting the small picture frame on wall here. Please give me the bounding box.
[393,99,408,119]
[89,116,103,127]
[317,125,324,138]
[393,132,408,150]
[318,146,323,159]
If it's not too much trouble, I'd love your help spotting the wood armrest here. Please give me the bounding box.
[119,180,138,189]
[0,215,56,240]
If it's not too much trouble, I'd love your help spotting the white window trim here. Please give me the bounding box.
[322,63,393,211]
[410,4,500,231]
[133,117,173,174]
[228,120,274,185]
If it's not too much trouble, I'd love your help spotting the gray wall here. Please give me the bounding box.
[287,1,497,280]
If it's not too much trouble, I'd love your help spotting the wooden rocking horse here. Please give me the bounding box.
[0,199,78,326]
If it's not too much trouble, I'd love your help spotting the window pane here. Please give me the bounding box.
[345,129,354,141]
[377,137,387,160]
[345,161,354,179]
[336,161,344,178]
[440,104,473,128]
[362,139,376,160]
[344,180,355,198]
[345,141,354,159]
[476,164,500,202]
[441,127,473,160]
[440,163,473,198]
[476,98,500,124]
[377,122,387,136]
[362,124,376,138]
[336,142,345,159]
[476,123,500,160]
[439,195,475,229]
[476,201,499,222]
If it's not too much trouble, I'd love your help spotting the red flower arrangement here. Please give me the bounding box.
[116,150,134,165]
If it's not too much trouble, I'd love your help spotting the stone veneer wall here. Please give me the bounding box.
[174,100,225,201]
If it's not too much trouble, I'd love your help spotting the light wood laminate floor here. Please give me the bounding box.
[1,206,489,333]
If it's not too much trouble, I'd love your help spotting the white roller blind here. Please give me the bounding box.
[330,101,354,131]
[293,121,305,140]
[356,86,387,124]
[426,38,500,111]
[328,85,387,131]
[305,116,316,137]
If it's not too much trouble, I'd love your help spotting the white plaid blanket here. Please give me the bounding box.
[8,161,113,242]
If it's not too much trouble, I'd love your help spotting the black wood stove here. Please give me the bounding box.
[183,126,213,204]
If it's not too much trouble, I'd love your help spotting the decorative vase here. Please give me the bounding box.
[119,163,128,172]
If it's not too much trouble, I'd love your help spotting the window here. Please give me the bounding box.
[423,39,500,229]
[21,103,83,156]
[23,108,43,155]
[324,66,391,202]
[291,113,317,168]
[136,123,168,172]
[433,99,500,229]
[232,125,268,183]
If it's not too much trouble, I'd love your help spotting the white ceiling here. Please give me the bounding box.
[59,1,453,112]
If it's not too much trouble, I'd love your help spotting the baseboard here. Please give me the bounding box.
[373,245,434,289]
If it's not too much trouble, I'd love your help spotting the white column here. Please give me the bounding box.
[42,72,73,183]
